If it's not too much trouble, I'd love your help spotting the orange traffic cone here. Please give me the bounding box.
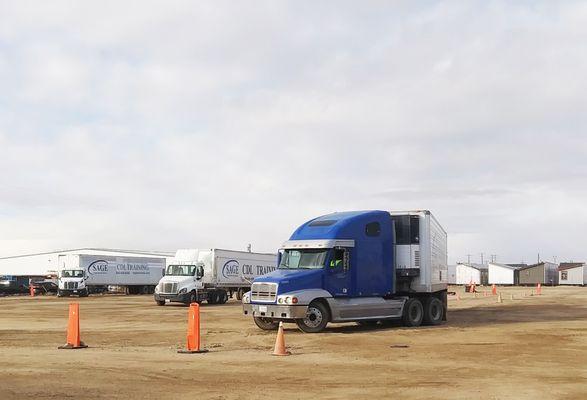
[272,321,291,356]
[471,283,476,293]
[483,291,488,297]
[29,284,35,297]
[491,284,497,295]
[536,283,542,295]
[178,303,208,354]
[58,303,88,349]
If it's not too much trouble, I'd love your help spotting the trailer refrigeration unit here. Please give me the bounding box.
[57,255,166,296]
[242,210,448,333]
[154,249,277,306]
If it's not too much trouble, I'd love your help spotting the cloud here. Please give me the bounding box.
[0,1,586,264]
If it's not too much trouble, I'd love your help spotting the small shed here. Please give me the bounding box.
[518,262,558,285]
[488,262,525,285]
[454,263,488,285]
[558,263,586,286]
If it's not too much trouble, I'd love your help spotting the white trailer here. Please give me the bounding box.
[154,249,277,306]
[58,254,166,296]
[488,262,522,285]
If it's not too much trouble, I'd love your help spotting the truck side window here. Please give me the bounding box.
[330,249,344,268]
[365,222,381,237]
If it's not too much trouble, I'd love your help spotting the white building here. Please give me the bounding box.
[452,263,488,285]
[558,263,586,286]
[488,262,525,285]
[0,248,174,277]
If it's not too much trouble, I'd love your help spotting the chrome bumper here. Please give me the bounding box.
[243,303,307,319]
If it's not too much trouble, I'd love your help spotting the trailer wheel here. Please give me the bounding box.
[207,292,218,304]
[218,290,228,304]
[423,297,443,325]
[402,298,424,327]
[296,301,330,333]
[253,317,279,330]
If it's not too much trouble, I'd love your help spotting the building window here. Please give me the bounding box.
[561,271,568,281]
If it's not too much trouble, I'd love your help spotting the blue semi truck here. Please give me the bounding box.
[242,210,448,332]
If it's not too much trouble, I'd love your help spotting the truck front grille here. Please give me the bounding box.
[251,282,277,303]
[161,282,178,294]
[65,282,78,290]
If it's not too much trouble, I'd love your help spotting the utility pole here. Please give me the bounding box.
[490,254,497,263]
[466,254,472,265]
[480,253,484,265]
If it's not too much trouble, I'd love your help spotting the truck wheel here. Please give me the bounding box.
[188,291,198,305]
[218,290,228,304]
[79,289,89,298]
[156,300,165,306]
[423,297,443,325]
[253,317,279,330]
[296,301,330,333]
[207,292,218,304]
[402,298,424,327]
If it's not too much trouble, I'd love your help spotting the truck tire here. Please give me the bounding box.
[253,317,279,330]
[423,297,443,326]
[188,291,197,305]
[218,290,228,304]
[207,292,218,304]
[79,289,89,298]
[402,298,424,327]
[296,301,330,333]
[156,300,165,306]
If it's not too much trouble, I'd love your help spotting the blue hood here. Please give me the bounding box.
[254,269,323,294]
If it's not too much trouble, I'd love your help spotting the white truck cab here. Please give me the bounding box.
[58,268,89,297]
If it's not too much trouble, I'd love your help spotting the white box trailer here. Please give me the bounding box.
[58,254,166,296]
[154,248,277,306]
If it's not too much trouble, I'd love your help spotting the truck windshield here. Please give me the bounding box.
[61,270,84,278]
[166,265,196,276]
[279,249,328,269]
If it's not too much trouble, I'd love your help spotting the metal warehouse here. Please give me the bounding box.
[558,263,586,286]
[518,262,559,285]
[488,262,526,285]
[0,248,174,277]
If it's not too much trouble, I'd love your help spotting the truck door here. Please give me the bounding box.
[324,248,351,297]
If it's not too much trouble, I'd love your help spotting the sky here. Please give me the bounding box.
[0,1,586,264]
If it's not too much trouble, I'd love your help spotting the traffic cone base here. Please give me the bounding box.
[273,321,291,356]
[58,341,88,350]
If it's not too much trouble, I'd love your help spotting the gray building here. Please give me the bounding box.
[518,262,558,285]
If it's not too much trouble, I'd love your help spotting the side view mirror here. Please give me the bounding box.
[196,265,204,280]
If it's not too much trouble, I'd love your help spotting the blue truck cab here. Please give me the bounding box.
[242,210,448,332]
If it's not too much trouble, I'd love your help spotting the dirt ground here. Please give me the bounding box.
[1,286,586,400]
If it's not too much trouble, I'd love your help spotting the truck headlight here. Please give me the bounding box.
[277,295,299,305]
[242,291,251,304]
[178,287,187,295]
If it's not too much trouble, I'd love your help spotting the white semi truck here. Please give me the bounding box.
[57,254,166,297]
[154,249,277,306]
